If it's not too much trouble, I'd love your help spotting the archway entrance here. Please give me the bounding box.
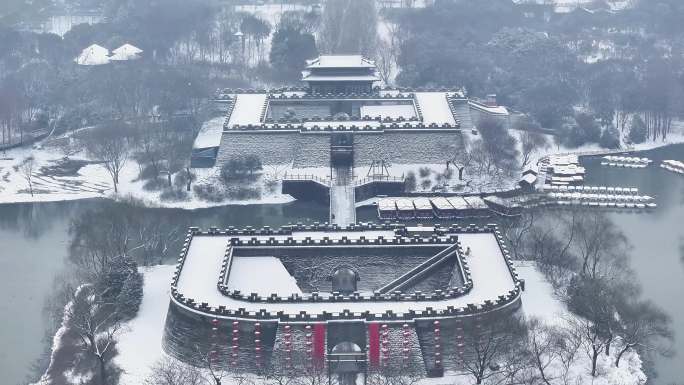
[329,342,366,385]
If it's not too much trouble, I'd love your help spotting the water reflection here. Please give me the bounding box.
[0,201,90,239]
[0,198,329,385]
[583,144,684,384]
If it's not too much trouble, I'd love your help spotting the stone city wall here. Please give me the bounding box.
[354,131,463,166]
[217,131,330,167]
[216,130,464,169]
[163,223,524,376]
[168,223,521,320]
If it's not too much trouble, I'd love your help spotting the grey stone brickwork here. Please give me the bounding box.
[216,130,464,169]
[353,131,463,166]
[216,132,330,167]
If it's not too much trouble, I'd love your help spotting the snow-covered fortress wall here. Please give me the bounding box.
[217,131,330,168]
[353,131,463,165]
[216,130,463,168]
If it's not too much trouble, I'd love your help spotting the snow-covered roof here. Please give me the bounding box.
[173,229,517,316]
[301,74,380,82]
[462,196,488,209]
[306,55,376,69]
[75,44,109,66]
[223,90,462,129]
[359,104,417,119]
[415,92,457,125]
[378,198,397,210]
[110,43,143,61]
[193,116,225,149]
[468,100,509,116]
[226,257,302,296]
[446,196,488,210]
[413,197,432,210]
[226,94,268,127]
[447,197,469,210]
[521,173,538,185]
[430,197,454,210]
[395,198,414,211]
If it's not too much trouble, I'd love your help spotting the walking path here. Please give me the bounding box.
[330,164,356,226]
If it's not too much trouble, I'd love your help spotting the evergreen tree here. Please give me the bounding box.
[116,268,144,320]
[600,125,621,149]
[628,116,648,144]
[269,24,318,83]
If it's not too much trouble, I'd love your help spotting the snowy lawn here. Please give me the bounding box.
[115,265,175,385]
[0,141,295,208]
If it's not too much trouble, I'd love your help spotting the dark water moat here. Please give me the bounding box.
[1,143,683,384]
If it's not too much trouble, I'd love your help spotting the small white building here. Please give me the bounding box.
[110,44,143,61]
[75,44,109,65]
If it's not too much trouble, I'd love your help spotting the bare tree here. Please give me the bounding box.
[451,315,527,385]
[19,155,35,196]
[375,38,395,86]
[572,211,631,281]
[145,357,206,385]
[475,117,520,177]
[68,202,131,280]
[297,363,333,385]
[614,299,673,368]
[555,320,585,385]
[500,210,535,260]
[520,130,549,169]
[565,314,607,378]
[525,212,578,290]
[66,284,124,385]
[83,123,129,193]
[564,277,621,378]
[523,318,569,385]
[319,0,378,56]
[449,146,474,181]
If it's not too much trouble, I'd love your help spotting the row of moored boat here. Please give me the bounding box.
[661,160,684,175]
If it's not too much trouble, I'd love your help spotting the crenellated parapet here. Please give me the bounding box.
[168,223,523,324]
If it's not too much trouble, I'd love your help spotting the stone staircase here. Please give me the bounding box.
[330,164,356,225]
[450,98,474,131]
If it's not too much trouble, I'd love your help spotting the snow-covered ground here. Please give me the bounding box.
[0,141,295,208]
[2,122,682,208]
[511,0,632,13]
[515,261,647,385]
[227,256,302,296]
[413,262,646,385]
[115,265,175,385]
[515,125,684,174]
